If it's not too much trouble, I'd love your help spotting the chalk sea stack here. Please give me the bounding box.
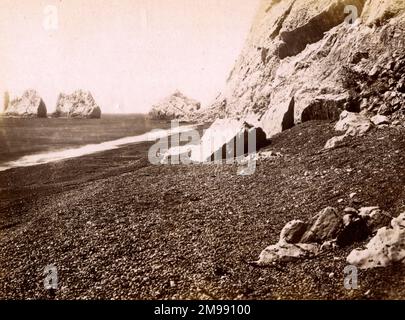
[149,90,201,121]
[3,90,47,118]
[54,90,102,119]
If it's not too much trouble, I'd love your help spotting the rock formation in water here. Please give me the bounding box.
[149,90,201,121]
[3,90,47,118]
[203,0,405,137]
[54,90,102,119]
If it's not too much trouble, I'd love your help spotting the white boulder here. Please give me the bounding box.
[371,114,391,126]
[335,111,373,136]
[347,212,405,269]
[256,242,320,266]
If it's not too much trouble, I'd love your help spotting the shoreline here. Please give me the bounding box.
[0,123,198,172]
[0,120,404,299]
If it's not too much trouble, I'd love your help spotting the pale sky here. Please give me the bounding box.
[0,0,260,113]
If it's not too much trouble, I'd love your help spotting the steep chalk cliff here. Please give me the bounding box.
[206,0,405,137]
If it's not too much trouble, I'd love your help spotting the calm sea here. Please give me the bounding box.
[0,114,192,169]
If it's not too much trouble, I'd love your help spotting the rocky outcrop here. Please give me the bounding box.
[255,205,393,266]
[149,91,201,121]
[347,212,405,269]
[54,90,101,119]
[203,0,405,137]
[3,90,47,118]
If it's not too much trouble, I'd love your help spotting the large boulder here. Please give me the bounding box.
[371,114,391,125]
[334,111,373,136]
[279,220,308,244]
[197,119,270,162]
[4,90,47,118]
[149,90,201,121]
[301,207,343,243]
[161,119,271,163]
[256,242,320,266]
[324,110,374,149]
[347,212,405,269]
[54,90,101,119]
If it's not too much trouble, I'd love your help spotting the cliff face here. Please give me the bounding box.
[207,0,405,137]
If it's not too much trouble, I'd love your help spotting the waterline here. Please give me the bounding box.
[0,124,196,172]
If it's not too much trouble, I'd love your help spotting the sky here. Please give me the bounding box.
[0,0,260,113]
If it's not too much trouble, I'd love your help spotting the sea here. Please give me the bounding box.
[0,114,196,171]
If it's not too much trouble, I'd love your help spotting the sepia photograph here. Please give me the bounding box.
[0,0,404,308]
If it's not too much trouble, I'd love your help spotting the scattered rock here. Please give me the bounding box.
[371,114,391,126]
[335,111,373,137]
[301,207,343,243]
[256,242,320,266]
[336,215,369,247]
[54,90,101,119]
[320,240,336,251]
[359,207,393,234]
[347,212,405,269]
[324,135,346,149]
[344,207,358,215]
[279,220,307,244]
[4,90,47,118]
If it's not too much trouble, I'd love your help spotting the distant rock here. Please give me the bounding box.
[54,90,101,119]
[149,91,201,121]
[301,207,343,243]
[4,90,47,118]
[347,212,405,269]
